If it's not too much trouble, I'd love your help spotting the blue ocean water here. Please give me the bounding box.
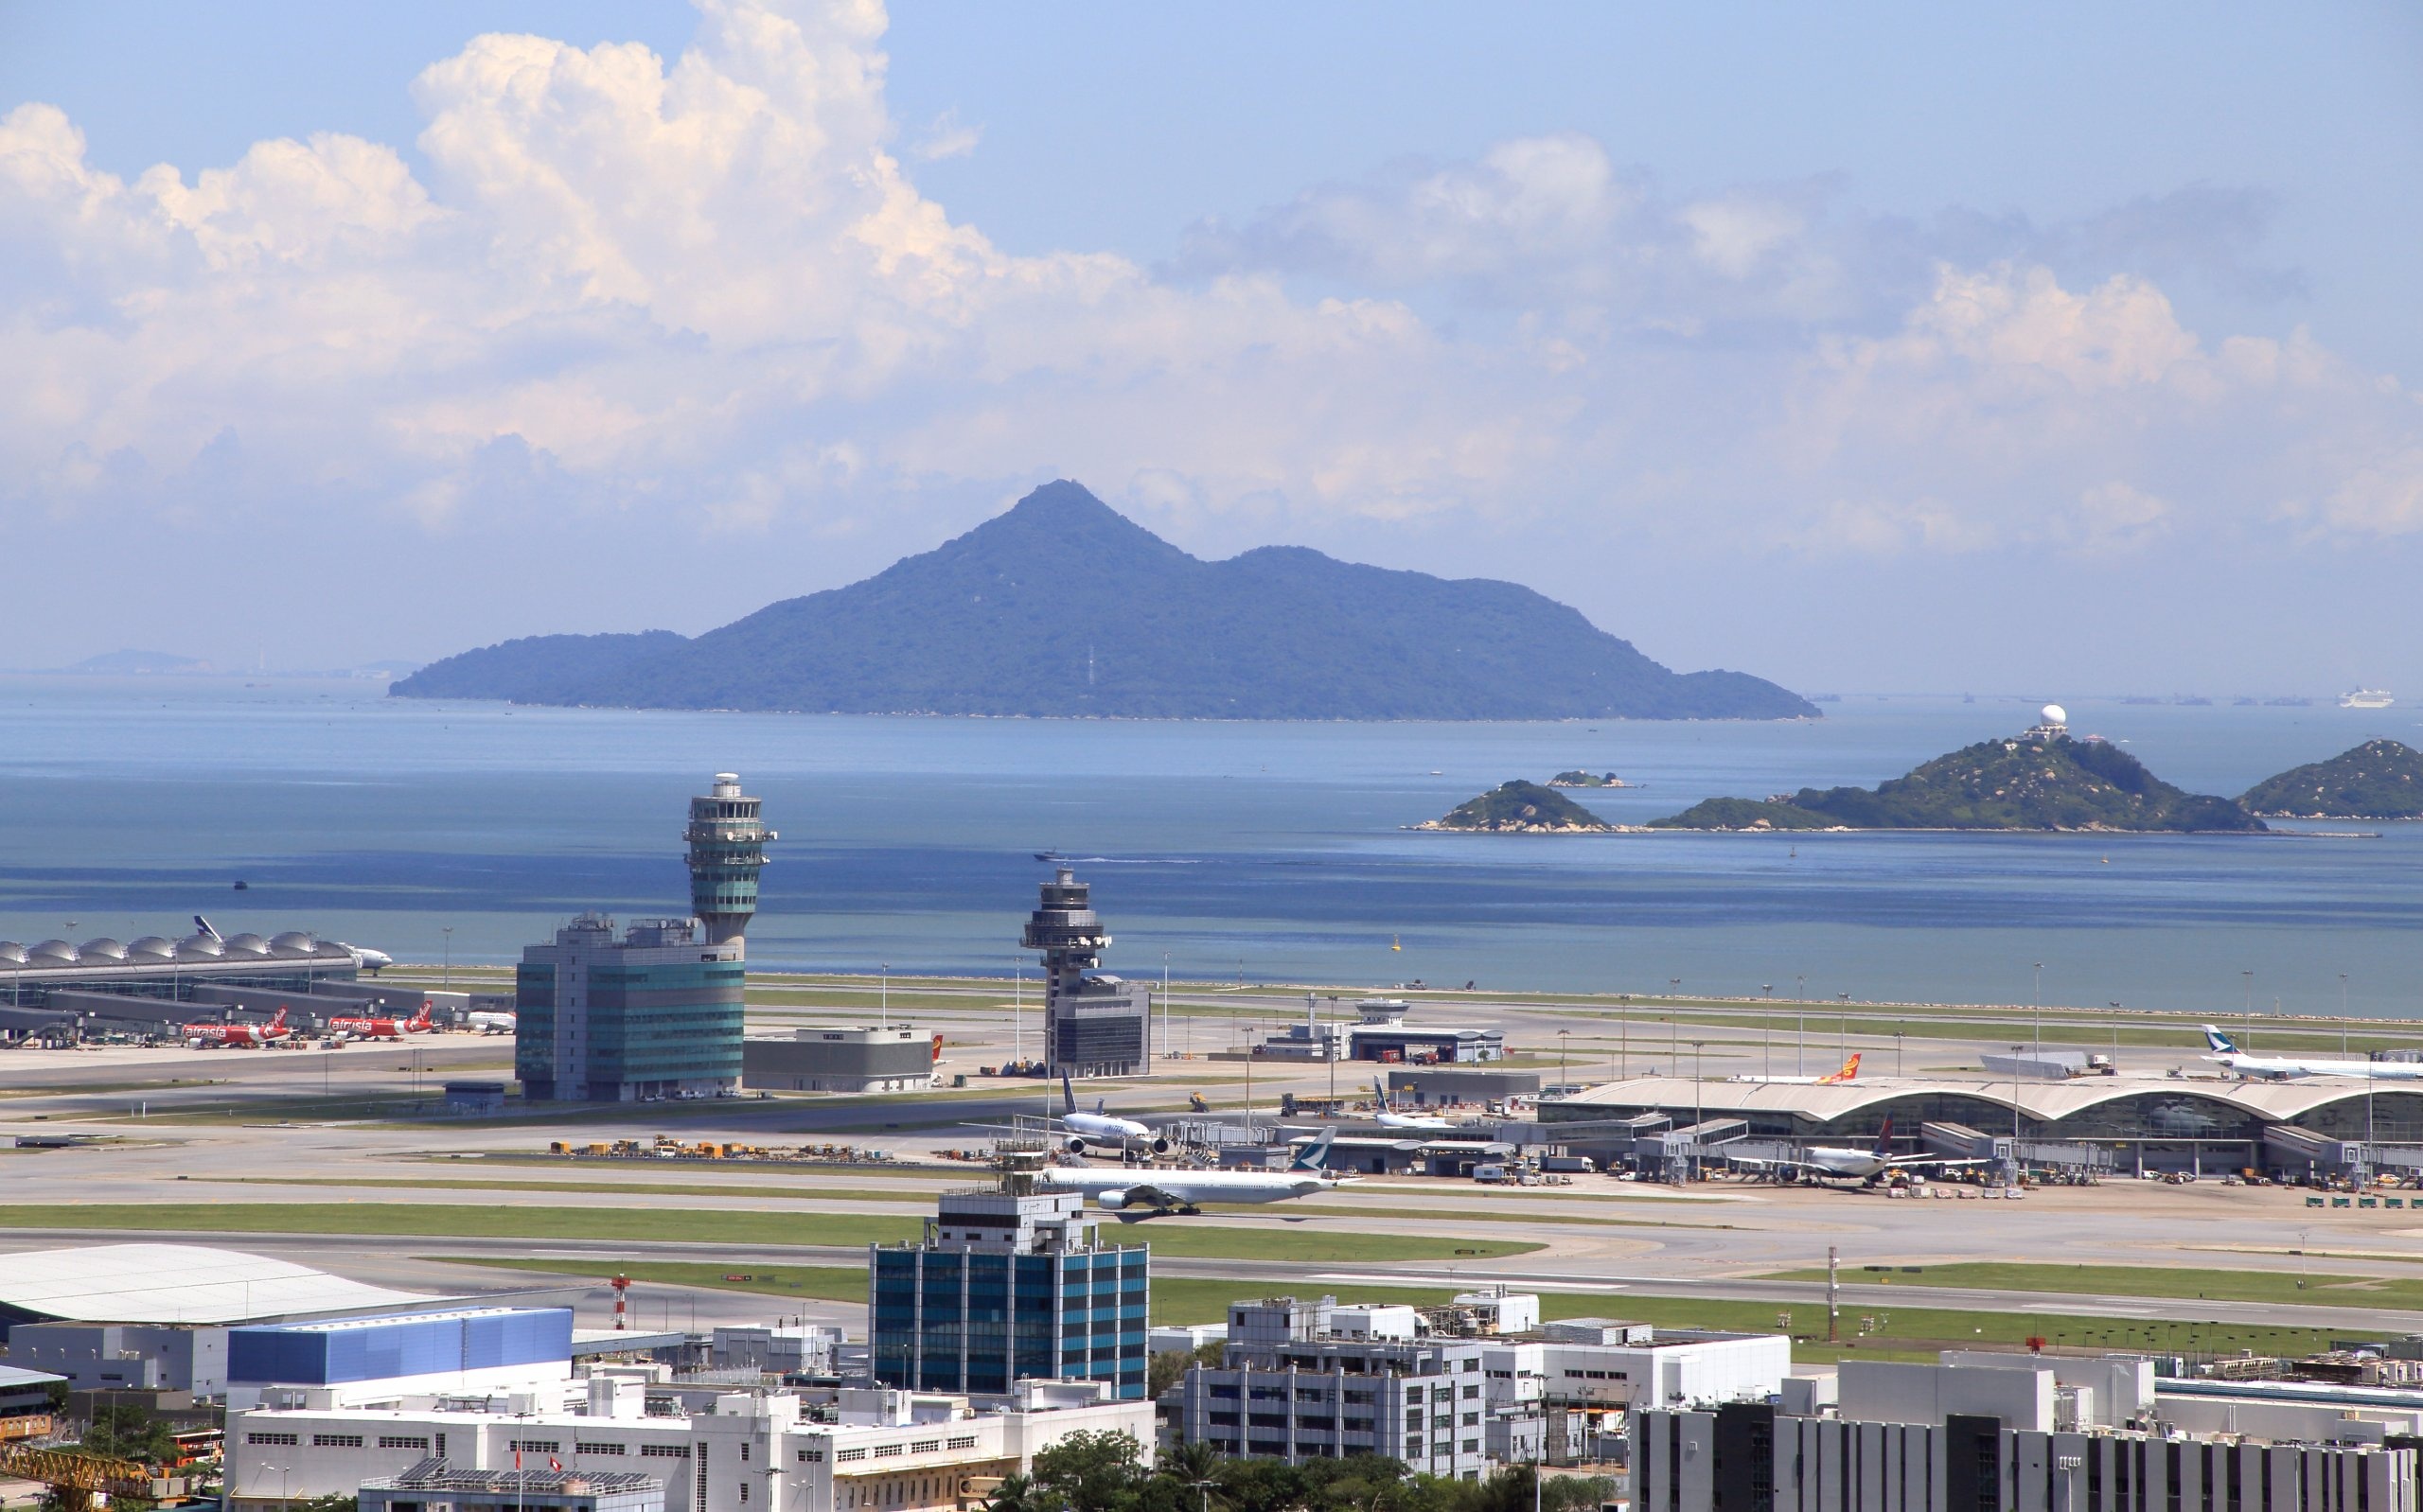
[0,677,2414,1017]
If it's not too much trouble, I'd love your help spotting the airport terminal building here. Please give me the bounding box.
[0,927,367,1039]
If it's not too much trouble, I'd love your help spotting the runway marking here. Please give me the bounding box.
[2024,1302,2154,1317]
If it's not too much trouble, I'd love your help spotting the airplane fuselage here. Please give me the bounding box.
[2208,1054,2423,1082]
[1038,1168,1343,1209]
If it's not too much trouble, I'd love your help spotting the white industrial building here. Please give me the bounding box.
[227,1375,1152,1512]
[1635,1351,2423,1510]
[1175,1292,1785,1479]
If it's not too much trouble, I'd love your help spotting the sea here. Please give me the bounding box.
[0,677,2415,1018]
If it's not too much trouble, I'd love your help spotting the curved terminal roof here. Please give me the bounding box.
[1553,1073,2412,1126]
[0,1242,436,1325]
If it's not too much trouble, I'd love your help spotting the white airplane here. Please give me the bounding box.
[466,1010,518,1034]
[1731,1117,1991,1185]
[1056,1074,1173,1155]
[1370,1077,1455,1131]
[2201,1025,2423,1082]
[1729,1053,1862,1087]
[1037,1129,1349,1214]
[350,946,395,975]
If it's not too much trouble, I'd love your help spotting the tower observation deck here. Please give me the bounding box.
[685,773,775,946]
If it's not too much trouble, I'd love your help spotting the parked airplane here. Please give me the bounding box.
[1036,1130,1348,1214]
[195,913,393,975]
[1371,1078,1455,1131]
[466,1010,518,1034]
[1056,1074,1173,1154]
[328,1003,433,1040]
[2201,1025,2423,1082]
[1729,1054,1862,1086]
[1730,1117,1990,1185]
[183,1007,291,1049]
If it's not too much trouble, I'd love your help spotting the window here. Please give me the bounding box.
[575,1443,625,1456]
[946,1437,978,1451]
[313,1434,364,1449]
[798,1450,824,1464]
[642,1445,691,1459]
[1461,1440,1478,1453]
[510,1440,561,1454]
[1461,1413,1478,1427]
[837,1448,868,1462]
[246,1433,299,1447]
[740,1445,751,1464]
[379,1437,430,1451]
[739,1486,749,1503]
[1460,1385,1478,1399]
[910,1441,940,1454]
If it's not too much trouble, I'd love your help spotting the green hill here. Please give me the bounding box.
[391,482,1813,721]
[2241,739,2423,818]
[1416,781,1614,833]
[1651,732,2267,833]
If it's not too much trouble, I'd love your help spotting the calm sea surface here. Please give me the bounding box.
[0,678,2415,1017]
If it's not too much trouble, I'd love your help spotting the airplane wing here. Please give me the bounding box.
[1106,1183,1185,1212]
[1888,1155,1993,1169]
[1722,1152,1818,1173]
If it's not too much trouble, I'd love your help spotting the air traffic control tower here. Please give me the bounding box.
[686,772,775,946]
[1022,868,1151,1078]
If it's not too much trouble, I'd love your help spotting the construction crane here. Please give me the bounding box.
[0,1442,199,1512]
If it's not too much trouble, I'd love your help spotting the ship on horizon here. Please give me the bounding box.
[2341,688,2394,710]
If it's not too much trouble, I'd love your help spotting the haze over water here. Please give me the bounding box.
[0,677,2415,1022]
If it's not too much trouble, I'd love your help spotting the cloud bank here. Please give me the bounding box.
[1,0,2417,672]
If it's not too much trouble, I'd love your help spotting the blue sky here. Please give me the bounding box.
[3,2,2418,694]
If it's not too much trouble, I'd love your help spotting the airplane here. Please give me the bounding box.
[1035,1129,1349,1214]
[1370,1077,1455,1131]
[327,1003,433,1040]
[2200,1025,2423,1082]
[1728,1116,1991,1185]
[1728,1053,1862,1086]
[466,1010,518,1034]
[349,946,395,975]
[183,1006,291,1049]
[1054,1074,1173,1155]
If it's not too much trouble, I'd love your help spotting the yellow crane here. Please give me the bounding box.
[0,1442,199,1512]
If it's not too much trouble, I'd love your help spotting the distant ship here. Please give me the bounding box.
[2342,689,2395,710]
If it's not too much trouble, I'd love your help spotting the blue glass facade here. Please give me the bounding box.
[871,1243,1147,1399]
[515,917,743,1101]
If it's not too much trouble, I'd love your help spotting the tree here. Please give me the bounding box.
[1028,1431,1148,1512]
[80,1403,176,1465]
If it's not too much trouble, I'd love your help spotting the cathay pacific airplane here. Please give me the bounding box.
[2202,1025,2423,1082]
[1036,1130,1350,1214]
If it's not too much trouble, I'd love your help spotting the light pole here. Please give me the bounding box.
[879,962,889,1029]
[1618,995,1629,1079]
[2242,969,2255,1045]
[1558,1029,1571,1092]
[442,926,453,988]
[1762,985,1774,1078]
[2031,961,2043,1055]
[1012,958,1021,1068]
[1838,993,1849,1060]
[1894,1029,1905,1079]
[1795,975,1806,1076]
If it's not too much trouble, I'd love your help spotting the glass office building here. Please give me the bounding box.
[515,915,744,1101]
[870,1189,1148,1399]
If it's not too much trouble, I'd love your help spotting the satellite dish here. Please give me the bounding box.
[2041,703,2068,726]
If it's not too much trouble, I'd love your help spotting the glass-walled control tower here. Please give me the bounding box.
[686,772,774,946]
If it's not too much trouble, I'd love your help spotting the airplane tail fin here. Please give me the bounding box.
[411,1003,433,1030]
[194,914,222,942]
[1373,1076,1389,1108]
[2202,1024,2239,1055]
[267,1007,288,1034]
[1061,1073,1077,1116]
[1870,1116,1894,1159]
[1292,1128,1337,1171]
[1819,1053,1861,1084]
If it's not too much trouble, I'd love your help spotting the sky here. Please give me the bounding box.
[3,2,2419,695]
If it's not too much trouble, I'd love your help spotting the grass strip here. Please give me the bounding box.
[433,1258,2364,1363]
[1764,1261,2423,1312]
[1,1204,1536,1262]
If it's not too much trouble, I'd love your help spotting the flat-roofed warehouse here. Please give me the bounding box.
[1543,1073,2423,1176]
[742,1025,940,1093]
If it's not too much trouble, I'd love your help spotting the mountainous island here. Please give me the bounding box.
[1416,781,1616,833]
[391,482,1814,721]
[1650,730,2268,833]
[2241,740,2423,818]
[1549,770,1630,788]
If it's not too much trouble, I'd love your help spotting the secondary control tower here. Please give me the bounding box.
[686,772,775,946]
[1022,867,1150,1077]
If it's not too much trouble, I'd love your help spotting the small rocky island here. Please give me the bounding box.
[2241,739,2423,818]
[1548,770,1630,788]
[1650,707,2268,834]
[1417,781,1616,833]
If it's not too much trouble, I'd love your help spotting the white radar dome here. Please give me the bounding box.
[2042,703,2068,726]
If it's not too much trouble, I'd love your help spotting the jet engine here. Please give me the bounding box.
[1147,1134,1173,1155]
[1064,1134,1090,1155]
[1096,1189,1132,1210]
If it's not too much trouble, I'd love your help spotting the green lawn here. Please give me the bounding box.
[434,1258,2363,1363]
[3,1203,1536,1262]
[1765,1261,2423,1311]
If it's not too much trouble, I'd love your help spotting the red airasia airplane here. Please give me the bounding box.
[327,1003,433,1040]
[182,1006,291,1048]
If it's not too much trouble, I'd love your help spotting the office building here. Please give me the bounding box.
[1021,869,1150,1077]
[743,1027,940,1094]
[1634,1351,2423,1511]
[228,1307,574,1410]
[515,917,744,1102]
[225,1376,1153,1512]
[869,1187,1148,1399]
[518,774,768,1102]
[1174,1292,1786,1480]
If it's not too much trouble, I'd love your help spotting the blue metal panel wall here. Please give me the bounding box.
[228,1328,332,1386]
[229,1309,572,1385]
